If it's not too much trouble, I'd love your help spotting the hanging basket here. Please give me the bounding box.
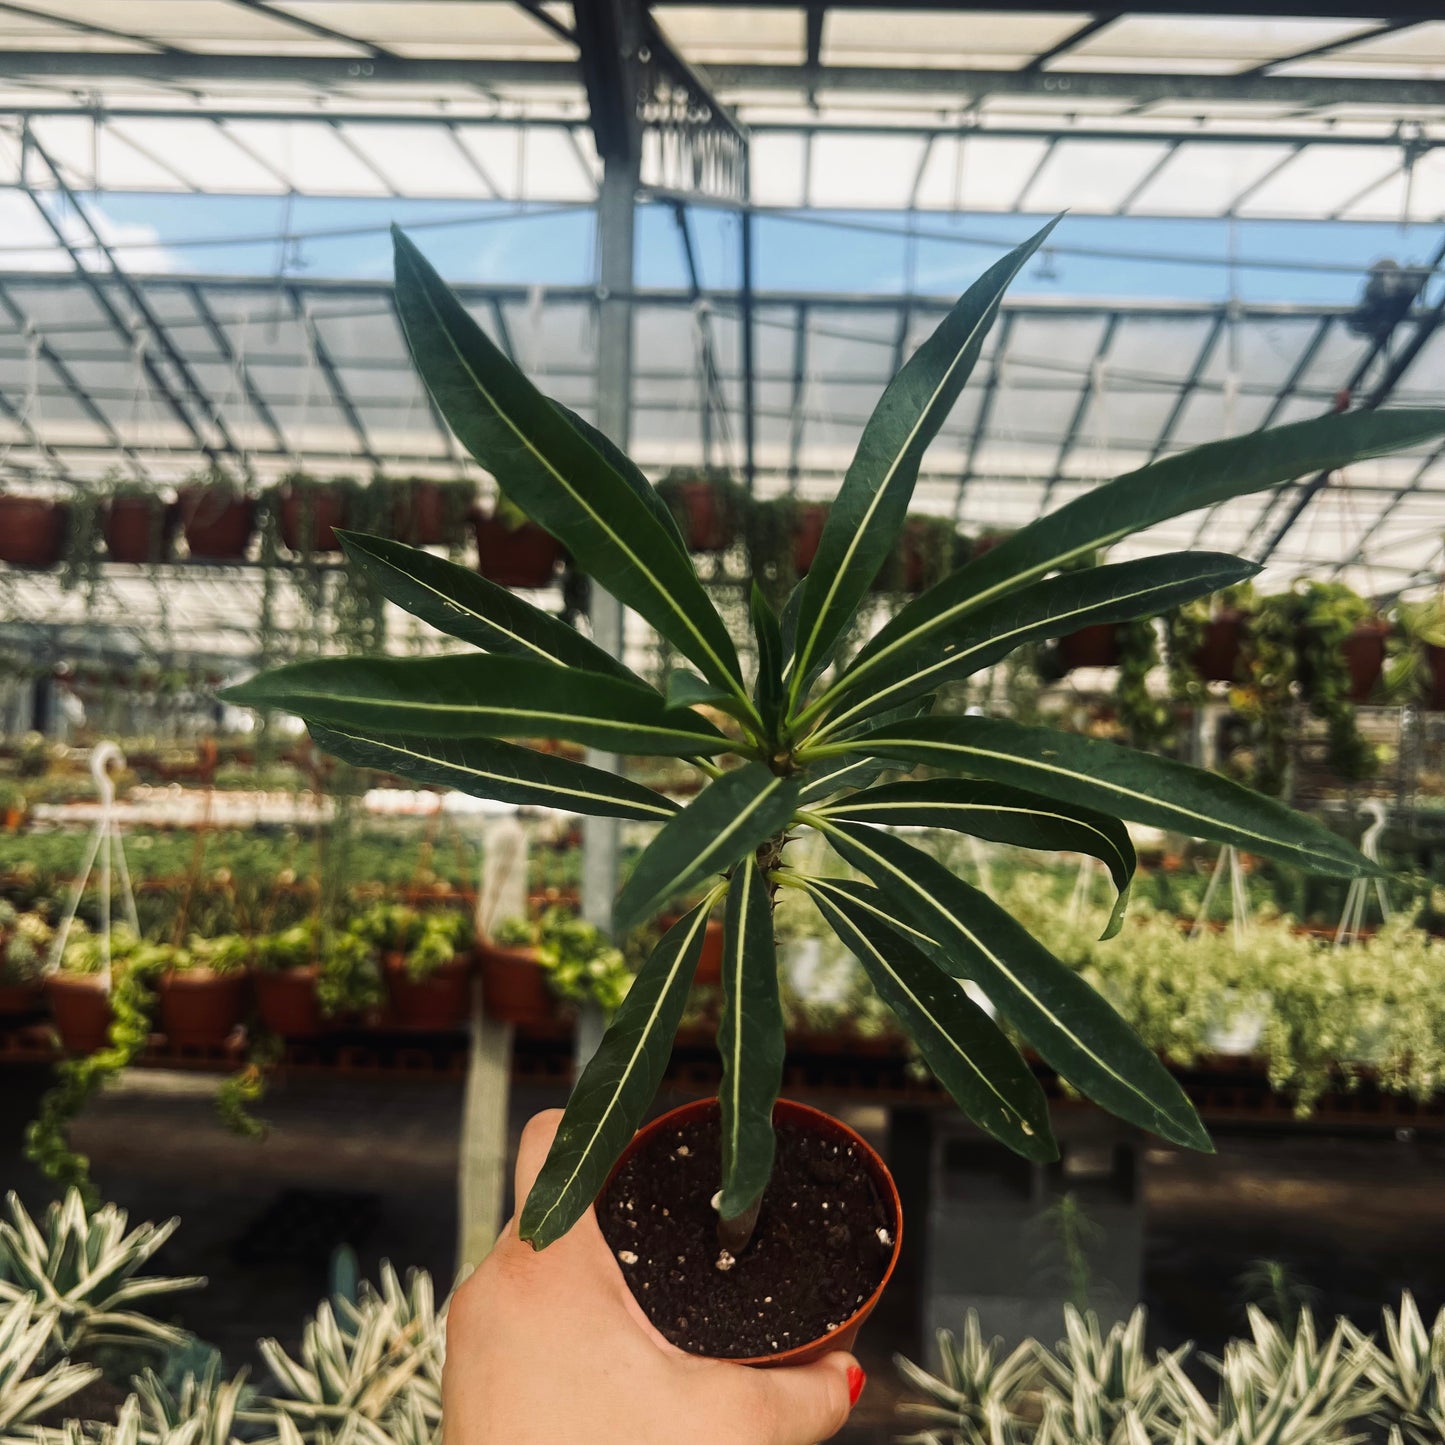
[1192,610,1249,683]
[1056,623,1120,672]
[790,503,829,576]
[179,486,256,561]
[473,512,565,588]
[44,974,113,1056]
[156,968,247,1049]
[104,495,178,565]
[0,496,68,569]
[278,484,350,554]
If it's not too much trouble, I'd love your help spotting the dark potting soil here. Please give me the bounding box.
[597,1113,894,1358]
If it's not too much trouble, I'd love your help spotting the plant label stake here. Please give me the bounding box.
[46,741,139,990]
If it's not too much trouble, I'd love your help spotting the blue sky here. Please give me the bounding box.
[69,189,1439,310]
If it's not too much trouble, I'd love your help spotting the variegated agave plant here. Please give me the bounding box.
[0,1294,98,1439]
[225,221,1445,1249]
[1366,1292,1445,1445]
[0,1191,203,1359]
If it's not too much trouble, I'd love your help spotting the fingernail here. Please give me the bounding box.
[847,1365,866,1406]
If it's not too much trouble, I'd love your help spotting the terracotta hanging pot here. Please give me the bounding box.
[254,965,328,1039]
[473,512,565,588]
[44,973,113,1055]
[383,952,473,1029]
[1056,623,1120,672]
[0,496,68,569]
[477,941,554,1024]
[103,495,178,565]
[0,980,43,1019]
[597,1097,902,1367]
[393,480,471,547]
[179,486,256,561]
[1341,620,1389,703]
[662,480,740,553]
[1192,610,1249,683]
[790,503,829,577]
[156,968,247,1048]
[1426,643,1445,711]
[278,484,350,553]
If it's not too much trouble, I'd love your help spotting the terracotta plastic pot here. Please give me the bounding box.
[383,952,473,1029]
[254,965,328,1039]
[0,981,43,1018]
[791,503,829,577]
[474,512,564,588]
[664,480,738,553]
[1057,622,1120,671]
[179,487,255,561]
[156,968,247,1048]
[601,1097,903,1368]
[44,973,113,1055]
[477,942,554,1024]
[0,496,68,569]
[103,495,177,564]
[661,913,725,986]
[1193,611,1247,683]
[1341,621,1389,703]
[393,481,469,547]
[1427,643,1445,711]
[278,486,349,553]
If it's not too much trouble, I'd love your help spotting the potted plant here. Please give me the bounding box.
[385,475,476,549]
[225,219,1443,1364]
[1385,594,1445,711]
[481,908,630,1023]
[0,903,49,1017]
[275,472,353,554]
[477,916,555,1025]
[350,902,474,1029]
[0,779,26,831]
[0,493,68,569]
[44,923,139,1057]
[1291,581,1380,781]
[745,496,829,607]
[154,935,249,1049]
[472,492,565,588]
[655,469,748,553]
[102,484,178,565]
[178,466,256,561]
[871,513,958,594]
[252,921,328,1039]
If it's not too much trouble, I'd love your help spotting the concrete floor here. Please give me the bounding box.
[3,1066,1443,1445]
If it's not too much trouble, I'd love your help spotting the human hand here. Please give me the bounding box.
[443,1109,865,1445]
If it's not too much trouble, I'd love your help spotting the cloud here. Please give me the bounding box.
[0,191,180,274]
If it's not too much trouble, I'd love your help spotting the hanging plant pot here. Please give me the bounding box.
[103,495,178,565]
[382,952,473,1029]
[1056,623,1120,672]
[790,503,829,577]
[254,965,328,1039]
[0,496,68,569]
[661,913,725,986]
[392,480,472,548]
[1426,644,1445,711]
[156,968,247,1048]
[597,1097,902,1366]
[179,487,255,561]
[872,516,957,594]
[278,483,350,554]
[477,941,554,1024]
[44,973,113,1055]
[0,980,42,1019]
[1341,620,1389,703]
[1192,610,1249,683]
[657,478,743,553]
[474,512,564,588]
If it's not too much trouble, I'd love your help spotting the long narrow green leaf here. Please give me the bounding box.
[335,530,641,684]
[797,694,937,803]
[817,552,1258,739]
[718,859,785,1221]
[222,654,730,757]
[306,723,678,822]
[821,407,1445,723]
[612,763,802,935]
[392,228,745,699]
[787,217,1060,703]
[520,897,719,1248]
[814,818,1211,1151]
[801,876,1057,1162]
[750,582,785,738]
[837,714,1372,878]
[819,778,1136,939]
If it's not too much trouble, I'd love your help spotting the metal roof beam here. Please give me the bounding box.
[185,281,285,459]
[1041,312,1119,511]
[955,311,1015,519]
[219,0,401,61]
[574,0,638,162]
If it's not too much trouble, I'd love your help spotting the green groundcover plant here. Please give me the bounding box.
[224,218,1445,1252]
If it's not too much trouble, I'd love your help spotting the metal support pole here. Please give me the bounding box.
[740,154,758,493]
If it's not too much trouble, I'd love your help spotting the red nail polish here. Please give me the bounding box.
[847,1365,866,1406]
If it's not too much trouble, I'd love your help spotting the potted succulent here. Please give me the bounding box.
[274,471,354,554]
[224,219,1443,1365]
[0,903,49,1017]
[385,475,476,549]
[473,492,565,588]
[350,902,474,1029]
[0,493,69,569]
[655,469,749,553]
[102,483,178,565]
[178,466,256,561]
[154,936,249,1049]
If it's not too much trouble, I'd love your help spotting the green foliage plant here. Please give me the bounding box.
[224,217,1445,1250]
[349,902,470,982]
[496,907,632,1013]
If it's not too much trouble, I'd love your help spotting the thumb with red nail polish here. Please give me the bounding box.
[847,1364,867,1406]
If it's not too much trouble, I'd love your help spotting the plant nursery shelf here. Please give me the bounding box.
[0,1020,1441,1135]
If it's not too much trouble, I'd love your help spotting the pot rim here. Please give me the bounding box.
[600,1095,902,1368]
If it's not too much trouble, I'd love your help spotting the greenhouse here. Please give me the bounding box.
[1,3,1444,1443]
